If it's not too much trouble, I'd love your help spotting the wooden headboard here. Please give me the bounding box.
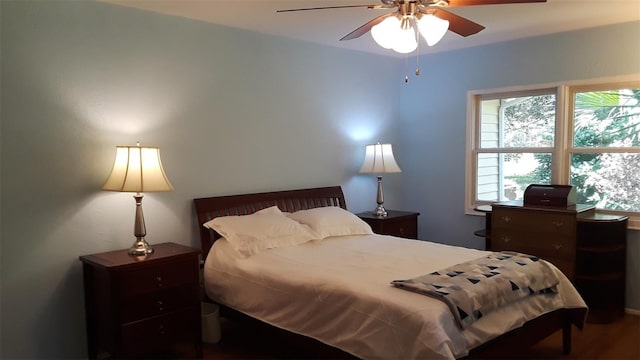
[193,186,347,259]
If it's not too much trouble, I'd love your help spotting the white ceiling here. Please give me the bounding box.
[102,0,640,57]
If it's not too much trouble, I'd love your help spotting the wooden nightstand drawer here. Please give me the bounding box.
[357,210,420,239]
[120,283,198,324]
[380,220,417,239]
[120,307,200,357]
[118,259,196,298]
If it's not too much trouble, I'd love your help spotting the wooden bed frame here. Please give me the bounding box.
[193,186,586,359]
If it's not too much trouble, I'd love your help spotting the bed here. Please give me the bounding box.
[194,186,587,359]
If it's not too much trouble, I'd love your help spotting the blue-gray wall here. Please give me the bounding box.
[1,1,637,358]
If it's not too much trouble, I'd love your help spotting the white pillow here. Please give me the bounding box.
[254,205,283,215]
[203,207,319,257]
[287,206,373,239]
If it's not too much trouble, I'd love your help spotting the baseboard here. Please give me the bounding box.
[625,308,640,316]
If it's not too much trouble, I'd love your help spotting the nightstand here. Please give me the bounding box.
[79,242,202,359]
[357,210,420,239]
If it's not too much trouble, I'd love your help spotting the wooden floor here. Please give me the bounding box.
[203,314,640,359]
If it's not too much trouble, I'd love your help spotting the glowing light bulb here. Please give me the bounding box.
[371,16,401,49]
[417,15,449,46]
[392,25,417,53]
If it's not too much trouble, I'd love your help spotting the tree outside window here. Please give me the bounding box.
[570,87,640,212]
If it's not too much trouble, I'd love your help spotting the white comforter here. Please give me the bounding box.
[203,234,587,359]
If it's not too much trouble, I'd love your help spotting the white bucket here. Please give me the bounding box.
[201,302,221,344]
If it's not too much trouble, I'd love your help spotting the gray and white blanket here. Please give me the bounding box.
[391,251,559,329]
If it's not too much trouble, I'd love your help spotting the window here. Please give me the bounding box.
[466,77,640,229]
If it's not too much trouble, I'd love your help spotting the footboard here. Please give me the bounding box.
[466,307,587,358]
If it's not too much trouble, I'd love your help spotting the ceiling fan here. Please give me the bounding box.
[278,0,547,53]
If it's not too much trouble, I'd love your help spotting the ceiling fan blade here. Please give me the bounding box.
[445,0,546,7]
[431,8,485,37]
[340,13,395,41]
[277,5,380,13]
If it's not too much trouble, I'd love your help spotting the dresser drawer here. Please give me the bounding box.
[120,307,200,356]
[540,256,574,279]
[492,230,574,259]
[120,283,198,324]
[493,209,575,237]
[491,230,575,277]
[118,258,197,298]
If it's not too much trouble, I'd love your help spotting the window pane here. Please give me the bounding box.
[480,94,555,148]
[477,152,552,202]
[571,152,640,211]
[573,88,640,148]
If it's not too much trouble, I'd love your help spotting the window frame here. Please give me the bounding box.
[465,75,640,230]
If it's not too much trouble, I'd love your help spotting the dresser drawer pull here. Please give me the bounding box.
[156,276,163,287]
[502,236,511,243]
[501,216,511,223]
[552,220,564,227]
[398,227,405,234]
[553,243,563,250]
[158,324,166,335]
[157,300,164,311]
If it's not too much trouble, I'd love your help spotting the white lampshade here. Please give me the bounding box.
[371,16,401,49]
[103,145,173,193]
[392,25,418,54]
[359,143,402,174]
[417,14,449,46]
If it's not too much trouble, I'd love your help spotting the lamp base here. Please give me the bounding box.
[375,205,388,217]
[128,237,154,256]
[374,175,388,217]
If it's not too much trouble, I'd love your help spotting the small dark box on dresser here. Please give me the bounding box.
[524,184,577,207]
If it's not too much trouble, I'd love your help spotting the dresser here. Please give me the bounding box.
[357,210,420,239]
[487,201,627,323]
[80,242,202,359]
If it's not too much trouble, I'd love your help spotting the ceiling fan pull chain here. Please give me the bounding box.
[415,25,421,76]
[415,55,421,78]
[404,52,410,83]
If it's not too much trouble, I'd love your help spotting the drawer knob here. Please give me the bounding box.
[158,324,166,335]
[552,220,564,227]
[502,236,511,243]
[501,216,511,223]
[157,300,164,311]
[553,243,563,250]
[156,275,163,287]
[399,227,405,234]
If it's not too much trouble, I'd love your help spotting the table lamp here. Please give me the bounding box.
[102,144,173,255]
[359,143,401,217]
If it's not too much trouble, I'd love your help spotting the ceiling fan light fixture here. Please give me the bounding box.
[417,14,449,46]
[279,0,546,56]
[371,16,401,49]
